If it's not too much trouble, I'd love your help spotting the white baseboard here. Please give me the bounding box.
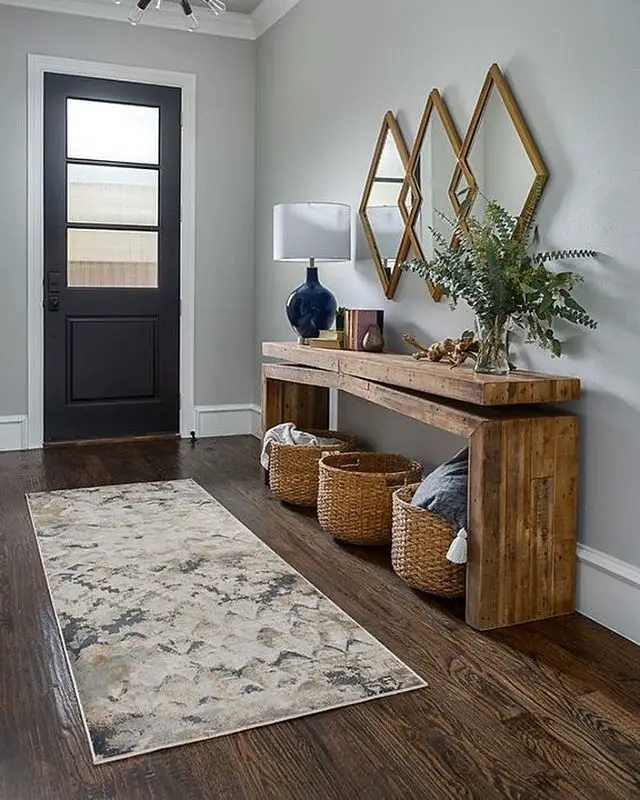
[250,404,262,439]
[194,404,260,438]
[0,415,28,452]
[577,544,640,645]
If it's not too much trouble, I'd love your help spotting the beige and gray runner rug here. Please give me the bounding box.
[27,479,425,764]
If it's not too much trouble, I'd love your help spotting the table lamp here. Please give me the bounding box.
[273,202,351,342]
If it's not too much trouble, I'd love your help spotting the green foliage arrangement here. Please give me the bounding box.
[401,199,597,357]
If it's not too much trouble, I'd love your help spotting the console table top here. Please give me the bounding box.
[262,341,580,407]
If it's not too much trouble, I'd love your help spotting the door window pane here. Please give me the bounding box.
[67,99,159,164]
[68,229,158,288]
[67,164,158,225]
[68,165,158,226]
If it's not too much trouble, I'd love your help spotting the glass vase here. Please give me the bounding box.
[474,314,511,375]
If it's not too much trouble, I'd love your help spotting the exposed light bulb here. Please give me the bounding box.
[203,0,226,13]
[185,12,199,31]
[127,0,225,31]
[128,0,151,24]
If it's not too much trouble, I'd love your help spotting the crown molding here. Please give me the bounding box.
[251,0,301,37]
[0,0,257,39]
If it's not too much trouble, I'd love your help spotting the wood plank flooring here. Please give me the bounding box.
[0,436,638,799]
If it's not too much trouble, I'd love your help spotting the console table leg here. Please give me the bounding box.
[467,416,579,630]
[261,369,331,482]
[262,371,330,433]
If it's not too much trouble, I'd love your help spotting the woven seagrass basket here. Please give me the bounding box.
[391,484,466,598]
[268,430,356,507]
[318,452,423,545]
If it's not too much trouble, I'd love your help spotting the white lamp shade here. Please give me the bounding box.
[274,202,351,262]
[366,205,404,260]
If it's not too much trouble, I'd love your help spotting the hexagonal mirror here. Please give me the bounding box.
[358,112,411,299]
[398,90,474,302]
[450,63,548,229]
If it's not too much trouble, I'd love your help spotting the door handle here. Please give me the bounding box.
[46,272,61,311]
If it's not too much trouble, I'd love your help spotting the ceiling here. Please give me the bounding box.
[224,0,263,12]
[165,0,263,12]
[0,0,301,38]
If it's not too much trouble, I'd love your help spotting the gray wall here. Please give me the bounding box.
[256,0,640,568]
[0,3,256,412]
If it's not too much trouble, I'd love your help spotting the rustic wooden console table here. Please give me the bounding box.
[261,341,580,631]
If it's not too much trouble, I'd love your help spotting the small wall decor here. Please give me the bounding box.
[397,90,474,302]
[450,63,549,230]
[359,112,412,299]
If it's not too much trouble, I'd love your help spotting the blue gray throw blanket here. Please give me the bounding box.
[411,447,469,563]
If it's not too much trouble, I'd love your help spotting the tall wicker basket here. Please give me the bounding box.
[268,430,356,507]
[391,484,466,598]
[318,452,423,545]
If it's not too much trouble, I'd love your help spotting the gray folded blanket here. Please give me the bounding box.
[261,423,340,470]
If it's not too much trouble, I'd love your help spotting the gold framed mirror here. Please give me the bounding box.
[397,90,474,302]
[450,63,549,228]
[359,111,411,299]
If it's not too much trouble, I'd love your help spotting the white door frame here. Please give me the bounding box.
[27,54,196,448]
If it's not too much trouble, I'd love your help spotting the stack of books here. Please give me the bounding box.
[307,330,343,349]
[305,309,384,350]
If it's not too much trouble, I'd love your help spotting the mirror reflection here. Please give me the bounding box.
[366,205,404,278]
[415,108,460,258]
[359,112,410,298]
[367,132,405,207]
[466,87,537,219]
[398,91,470,301]
[452,64,548,227]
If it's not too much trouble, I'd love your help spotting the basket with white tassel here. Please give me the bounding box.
[391,484,467,598]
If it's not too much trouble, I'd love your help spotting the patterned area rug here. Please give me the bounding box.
[26,479,425,764]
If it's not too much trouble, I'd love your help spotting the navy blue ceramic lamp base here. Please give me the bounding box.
[286,265,337,341]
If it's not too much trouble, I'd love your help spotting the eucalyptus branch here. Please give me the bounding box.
[401,198,598,357]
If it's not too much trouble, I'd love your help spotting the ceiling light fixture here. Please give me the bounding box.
[123,0,227,31]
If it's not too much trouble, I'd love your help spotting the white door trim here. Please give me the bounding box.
[27,54,196,448]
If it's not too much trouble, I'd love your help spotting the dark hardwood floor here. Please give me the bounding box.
[1,436,638,799]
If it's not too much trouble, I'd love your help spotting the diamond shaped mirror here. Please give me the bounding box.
[397,90,474,302]
[359,112,411,299]
[450,64,548,229]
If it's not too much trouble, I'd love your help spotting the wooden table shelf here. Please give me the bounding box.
[261,342,580,632]
[262,341,581,407]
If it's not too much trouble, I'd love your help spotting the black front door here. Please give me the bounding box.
[43,74,181,443]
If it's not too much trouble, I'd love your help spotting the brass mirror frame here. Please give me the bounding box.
[450,63,549,229]
[358,111,411,299]
[397,89,474,302]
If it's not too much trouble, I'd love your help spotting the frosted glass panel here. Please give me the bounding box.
[68,165,158,226]
[67,100,159,164]
[68,229,158,288]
